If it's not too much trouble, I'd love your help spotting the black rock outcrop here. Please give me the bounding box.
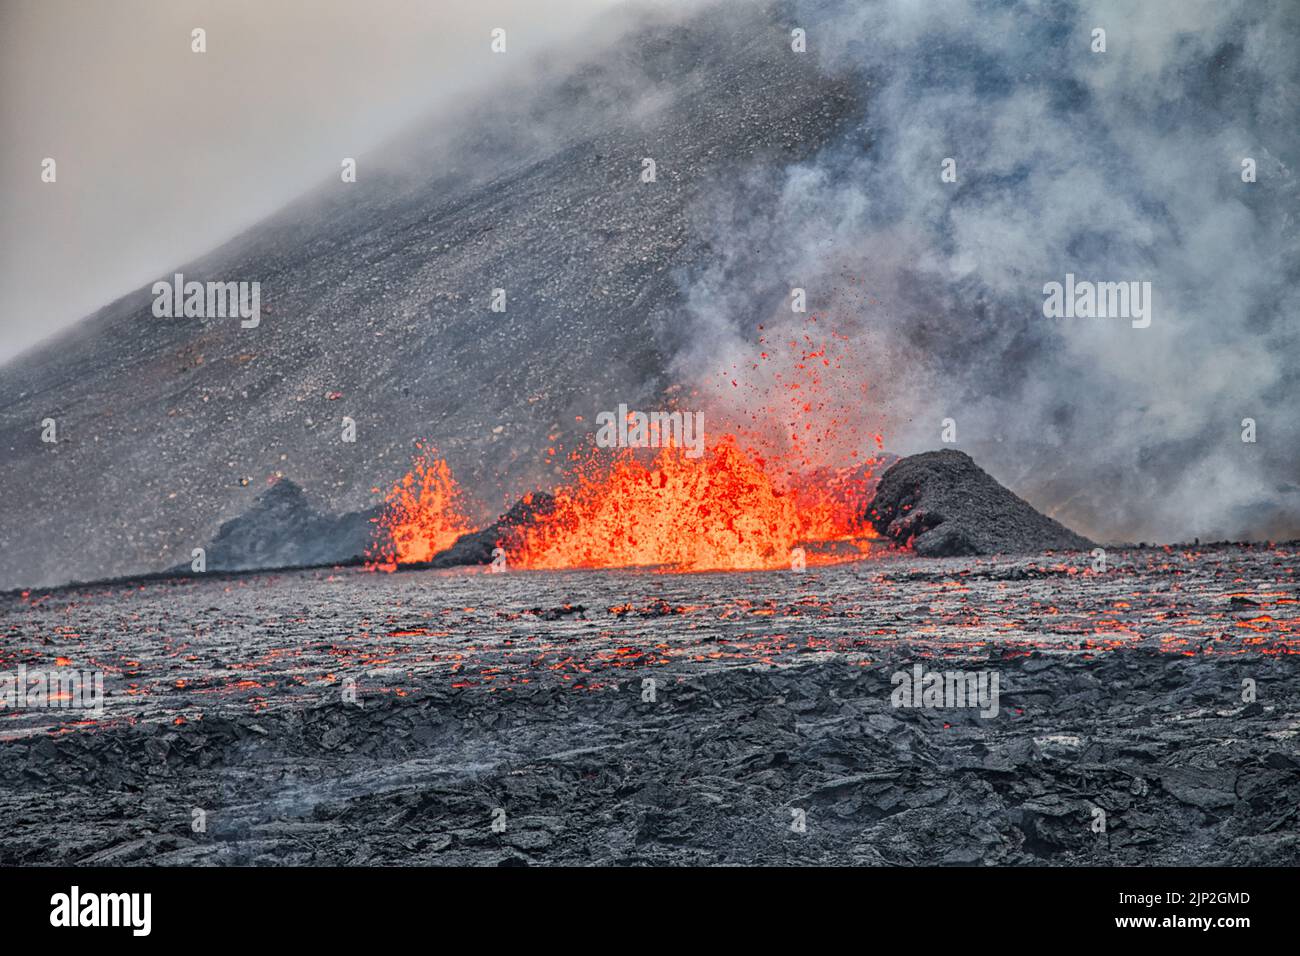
[429,492,556,568]
[197,479,379,572]
[868,450,1094,556]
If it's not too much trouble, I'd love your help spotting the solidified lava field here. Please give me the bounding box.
[1,544,1297,866]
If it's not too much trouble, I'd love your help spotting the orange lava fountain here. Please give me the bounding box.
[511,436,877,572]
[370,447,473,569]
[375,317,888,572]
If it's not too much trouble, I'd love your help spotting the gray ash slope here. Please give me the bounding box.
[0,1,862,590]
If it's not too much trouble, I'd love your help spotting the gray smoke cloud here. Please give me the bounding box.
[673,0,1299,544]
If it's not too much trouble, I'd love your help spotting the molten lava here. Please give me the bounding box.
[376,317,889,572]
[374,437,878,573]
[511,436,877,572]
[371,447,473,568]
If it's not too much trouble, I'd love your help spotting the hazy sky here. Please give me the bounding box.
[0,0,625,362]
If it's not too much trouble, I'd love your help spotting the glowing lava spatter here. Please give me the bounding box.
[370,446,473,568]
[510,436,877,572]
[717,321,885,474]
[377,317,889,572]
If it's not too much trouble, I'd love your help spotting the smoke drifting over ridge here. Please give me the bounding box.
[672,0,1299,544]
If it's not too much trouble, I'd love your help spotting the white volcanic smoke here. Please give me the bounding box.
[673,0,1299,544]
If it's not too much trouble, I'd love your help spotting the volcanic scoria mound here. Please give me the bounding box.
[191,479,379,573]
[868,450,1094,556]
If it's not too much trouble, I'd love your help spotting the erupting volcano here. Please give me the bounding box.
[372,318,893,573]
[373,434,883,574]
[3,0,1299,900]
[512,436,880,571]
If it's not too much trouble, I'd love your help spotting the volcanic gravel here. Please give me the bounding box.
[2,544,1297,866]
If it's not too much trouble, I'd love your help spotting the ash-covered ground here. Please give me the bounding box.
[2,544,1297,866]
